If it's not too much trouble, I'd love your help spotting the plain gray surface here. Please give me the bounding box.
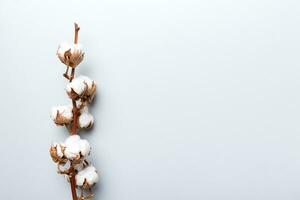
[0,0,300,199]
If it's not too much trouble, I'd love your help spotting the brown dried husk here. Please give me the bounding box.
[67,81,96,104]
[54,110,73,125]
[50,145,68,164]
[58,49,84,68]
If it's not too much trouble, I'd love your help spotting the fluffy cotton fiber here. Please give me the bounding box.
[79,106,94,128]
[63,135,90,160]
[57,42,84,68]
[66,76,96,101]
[51,105,73,125]
[76,165,99,188]
[66,76,88,96]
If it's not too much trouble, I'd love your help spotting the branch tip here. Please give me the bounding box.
[74,23,80,44]
[74,23,80,31]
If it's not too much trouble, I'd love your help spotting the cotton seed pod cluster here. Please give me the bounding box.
[64,135,90,161]
[57,43,84,68]
[50,136,99,188]
[51,104,94,129]
[50,76,96,129]
[50,136,90,163]
[66,76,96,103]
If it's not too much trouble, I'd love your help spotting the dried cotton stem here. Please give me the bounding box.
[51,23,98,200]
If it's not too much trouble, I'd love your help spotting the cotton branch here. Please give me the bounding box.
[69,23,81,200]
[51,22,98,200]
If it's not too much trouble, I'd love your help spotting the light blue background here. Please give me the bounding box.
[0,0,300,199]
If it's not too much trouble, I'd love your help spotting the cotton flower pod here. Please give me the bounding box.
[51,105,73,125]
[66,76,96,102]
[57,43,84,68]
[50,143,67,164]
[76,165,99,189]
[79,106,94,128]
[66,76,88,100]
[63,135,91,162]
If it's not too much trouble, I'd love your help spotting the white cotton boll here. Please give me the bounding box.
[64,135,81,160]
[63,135,91,160]
[78,76,93,88]
[80,76,97,102]
[64,135,80,144]
[79,106,94,128]
[51,105,73,125]
[51,143,63,158]
[79,112,94,128]
[76,165,99,188]
[51,105,73,120]
[50,143,67,164]
[66,77,87,96]
[79,139,90,157]
[57,42,84,68]
[66,75,96,102]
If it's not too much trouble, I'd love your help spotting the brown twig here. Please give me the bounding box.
[64,67,70,79]
[70,99,79,135]
[69,68,75,82]
[74,23,80,44]
[69,166,78,200]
